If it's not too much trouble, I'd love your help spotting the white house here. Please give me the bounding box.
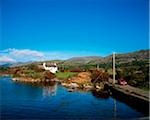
[43,62,58,73]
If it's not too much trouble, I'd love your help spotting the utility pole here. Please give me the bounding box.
[97,64,99,70]
[113,52,115,84]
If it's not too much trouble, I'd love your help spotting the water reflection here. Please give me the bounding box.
[1,77,146,119]
[42,82,58,97]
[91,90,110,99]
[113,99,117,120]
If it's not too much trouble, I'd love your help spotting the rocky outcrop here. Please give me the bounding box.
[12,70,57,83]
[68,72,91,84]
[61,72,94,91]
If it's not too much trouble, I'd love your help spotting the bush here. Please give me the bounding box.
[43,71,56,80]
[27,64,44,72]
[70,67,83,72]
[24,70,42,79]
[91,70,109,83]
[0,67,8,72]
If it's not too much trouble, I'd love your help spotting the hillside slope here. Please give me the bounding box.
[62,49,149,66]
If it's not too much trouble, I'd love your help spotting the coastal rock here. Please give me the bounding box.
[95,82,105,91]
[61,82,79,89]
[69,83,79,88]
[69,72,91,84]
[61,83,68,86]
[12,78,18,81]
[61,72,93,91]
[83,84,93,91]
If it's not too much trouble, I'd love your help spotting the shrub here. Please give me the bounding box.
[70,67,83,72]
[91,70,109,83]
[27,64,44,72]
[43,71,56,80]
[24,70,42,79]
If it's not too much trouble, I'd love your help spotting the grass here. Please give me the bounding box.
[26,70,43,79]
[138,86,149,91]
[15,70,42,79]
[55,72,77,80]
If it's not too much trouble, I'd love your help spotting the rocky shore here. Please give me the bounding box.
[0,64,108,92]
[11,72,95,91]
[12,77,59,83]
[60,72,94,91]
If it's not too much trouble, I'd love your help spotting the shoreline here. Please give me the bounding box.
[11,75,94,92]
[1,75,149,114]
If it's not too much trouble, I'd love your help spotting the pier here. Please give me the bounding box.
[105,81,149,114]
[106,52,149,114]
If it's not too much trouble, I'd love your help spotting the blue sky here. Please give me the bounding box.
[0,0,149,63]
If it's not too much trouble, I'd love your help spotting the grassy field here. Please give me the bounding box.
[55,72,77,80]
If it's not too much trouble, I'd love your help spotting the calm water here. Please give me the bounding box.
[0,76,146,120]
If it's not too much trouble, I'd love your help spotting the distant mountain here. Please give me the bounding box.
[63,56,102,65]
[103,49,149,64]
[0,63,13,67]
[0,61,34,68]
[9,61,35,67]
[62,49,149,66]
[1,49,149,68]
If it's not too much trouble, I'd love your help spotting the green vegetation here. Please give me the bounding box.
[115,60,149,90]
[0,67,9,71]
[55,72,77,80]
[0,50,149,90]
[91,70,109,83]
[24,70,42,79]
